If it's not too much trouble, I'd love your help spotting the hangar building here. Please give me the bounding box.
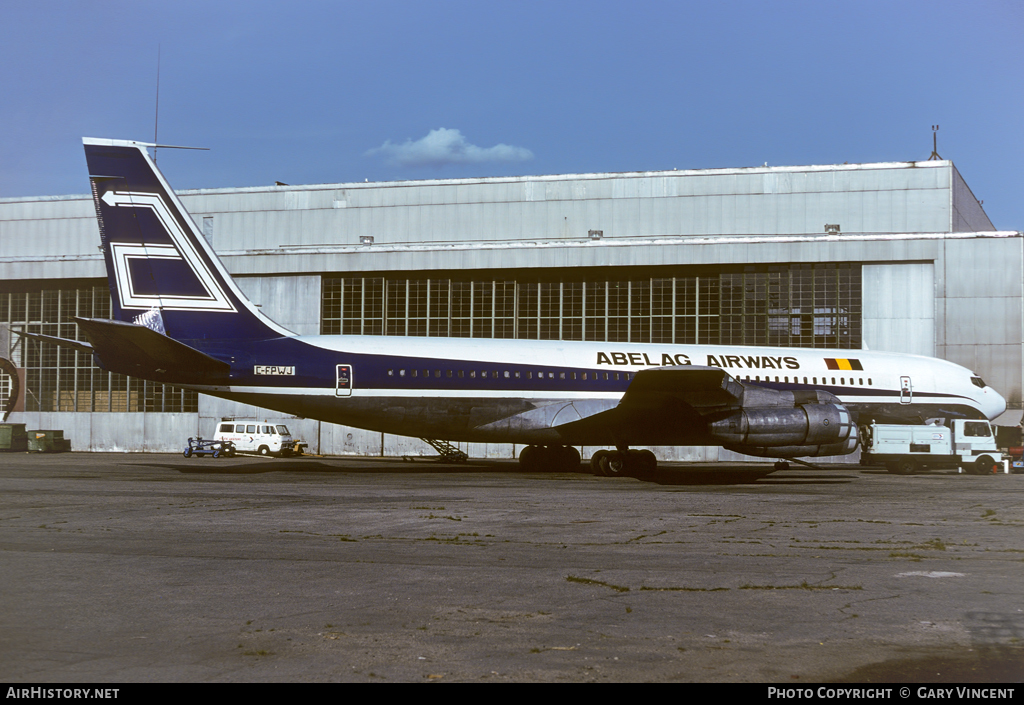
[1,158,1021,459]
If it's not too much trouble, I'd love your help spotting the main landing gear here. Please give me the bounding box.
[590,448,658,479]
[518,445,582,472]
[516,444,660,479]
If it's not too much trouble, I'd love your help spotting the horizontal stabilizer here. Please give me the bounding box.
[75,317,230,384]
[13,330,94,354]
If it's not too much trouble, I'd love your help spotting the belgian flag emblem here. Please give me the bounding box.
[824,358,863,371]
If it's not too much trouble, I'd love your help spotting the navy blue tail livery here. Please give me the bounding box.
[85,138,289,342]
[61,138,1008,474]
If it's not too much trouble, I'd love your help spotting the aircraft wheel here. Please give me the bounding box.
[636,449,657,471]
[599,452,627,477]
[519,445,543,472]
[627,449,657,480]
[556,445,581,472]
[590,450,610,476]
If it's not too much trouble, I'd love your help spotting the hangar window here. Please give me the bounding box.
[0,285,198,413]
[324,263,860,349]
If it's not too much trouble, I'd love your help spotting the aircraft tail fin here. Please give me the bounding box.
[82,138,292,343]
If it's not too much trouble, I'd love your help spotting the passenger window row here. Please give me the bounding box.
[383,370,873,387]
[387,369,633,382]
[742,375,873,386]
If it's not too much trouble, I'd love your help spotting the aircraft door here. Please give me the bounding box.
[900,376,912,404]
[336,364,353,397]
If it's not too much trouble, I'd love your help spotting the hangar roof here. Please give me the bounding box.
[0,158,1000,281]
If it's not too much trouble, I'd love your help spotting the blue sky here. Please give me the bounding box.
[2,0,1022,229]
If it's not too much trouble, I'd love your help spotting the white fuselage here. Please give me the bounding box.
[187,335,1006,445]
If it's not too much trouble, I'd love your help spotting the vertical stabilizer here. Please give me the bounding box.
[82,138,293,342]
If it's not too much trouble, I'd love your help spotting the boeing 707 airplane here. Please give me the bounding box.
[29,138,1006,476]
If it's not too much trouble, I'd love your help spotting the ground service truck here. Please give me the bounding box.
[860,420,1005,475]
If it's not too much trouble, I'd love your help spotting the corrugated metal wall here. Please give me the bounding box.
[185,161,960,256]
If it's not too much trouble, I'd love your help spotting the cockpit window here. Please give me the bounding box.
[970,376,986,389]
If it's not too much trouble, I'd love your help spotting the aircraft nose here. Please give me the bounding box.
[985,386,1007,420]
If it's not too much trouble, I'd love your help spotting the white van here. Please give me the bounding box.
[213,421,301,457]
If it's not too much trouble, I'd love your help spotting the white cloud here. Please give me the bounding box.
[366,128,534,167]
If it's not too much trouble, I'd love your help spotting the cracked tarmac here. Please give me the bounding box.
[1,453,1022,682]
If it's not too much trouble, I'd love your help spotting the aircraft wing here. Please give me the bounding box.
[502,366,746,445]
[618,365,745,411]
[588,366,745,441]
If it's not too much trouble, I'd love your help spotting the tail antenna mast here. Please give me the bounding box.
[153,45,161,163]
[928,124,942,160]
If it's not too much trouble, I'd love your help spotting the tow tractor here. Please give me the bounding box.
[183,437,236,458]
[860,419,1007,475]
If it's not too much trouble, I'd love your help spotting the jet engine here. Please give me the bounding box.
[710,403,858,458]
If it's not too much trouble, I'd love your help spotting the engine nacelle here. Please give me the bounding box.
[709,403,857,453]
[723,435,859,459]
